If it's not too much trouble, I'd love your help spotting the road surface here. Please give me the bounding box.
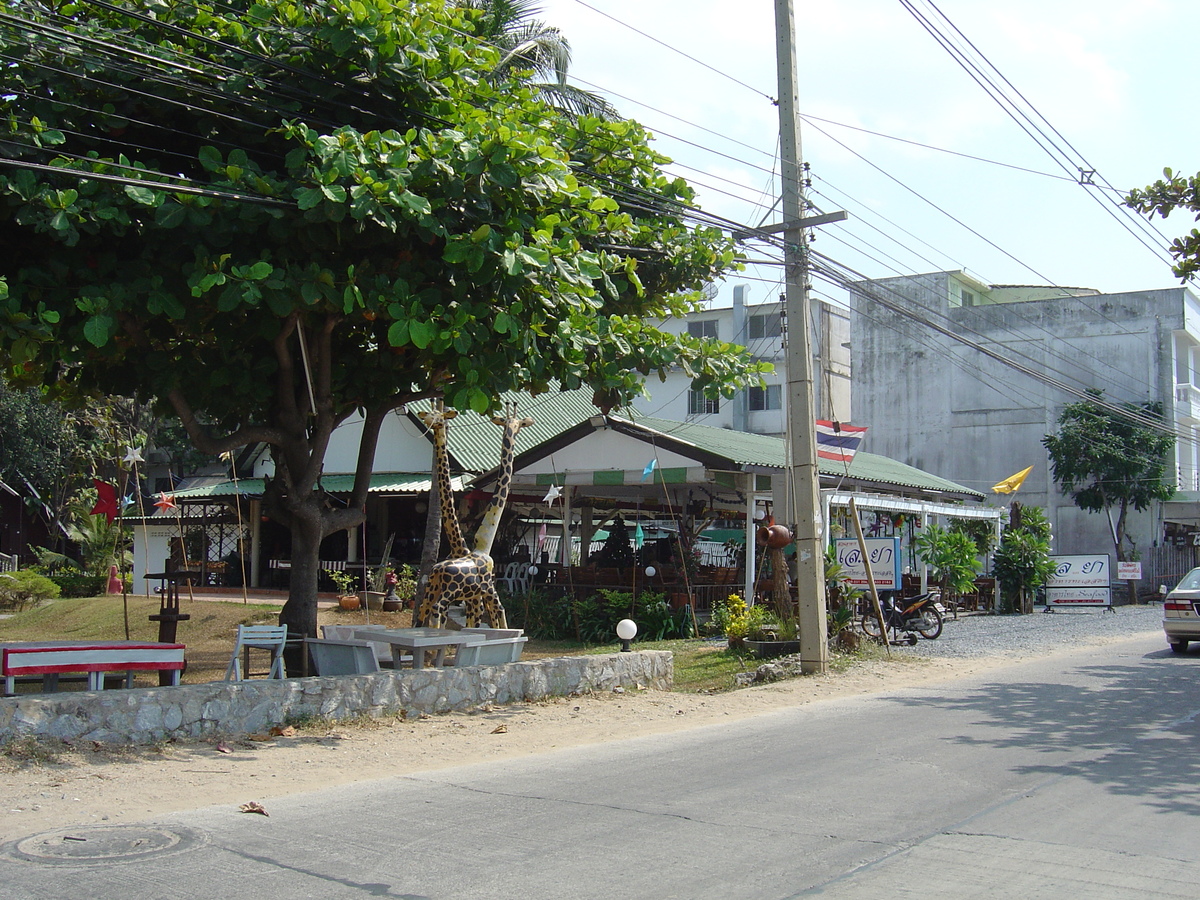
[2,632,1197,898]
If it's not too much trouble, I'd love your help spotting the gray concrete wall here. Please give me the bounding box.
[852,273,1187,567]
[0,652,673,746]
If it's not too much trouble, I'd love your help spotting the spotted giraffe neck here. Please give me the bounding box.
[428,407,467,558]
[473,405,533,556]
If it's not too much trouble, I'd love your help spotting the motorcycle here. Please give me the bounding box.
[860,591,945,644]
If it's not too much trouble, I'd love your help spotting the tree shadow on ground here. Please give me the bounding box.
[885,647,1200,817]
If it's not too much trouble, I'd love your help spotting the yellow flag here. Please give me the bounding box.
[992,465,1033,494]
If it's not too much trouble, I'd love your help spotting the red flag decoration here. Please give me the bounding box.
[815,420,868,464]
[91,479,119,523]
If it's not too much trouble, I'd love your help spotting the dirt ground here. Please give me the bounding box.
[0,632,1147,842]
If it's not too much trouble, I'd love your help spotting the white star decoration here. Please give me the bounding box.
[542,484,562,505]
[123,446,145,464]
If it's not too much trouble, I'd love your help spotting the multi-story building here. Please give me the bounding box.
[849,269,1200,582]
[633,285,851,435]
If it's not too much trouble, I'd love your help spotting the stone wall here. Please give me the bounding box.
[0,652,672,746]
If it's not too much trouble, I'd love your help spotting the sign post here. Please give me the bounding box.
[1046,555,1113,612]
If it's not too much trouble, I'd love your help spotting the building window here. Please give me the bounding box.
[748,384,782,411]
[748,312,781,339]
[688,319,718,339]
[688,391,719,415]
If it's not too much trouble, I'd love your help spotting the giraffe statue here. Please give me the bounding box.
[473,401,534,556]
[416,401,531,630]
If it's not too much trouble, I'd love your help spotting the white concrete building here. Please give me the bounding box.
[849,270,1200,586]
[633,285,851,436]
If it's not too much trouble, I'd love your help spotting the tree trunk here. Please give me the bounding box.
[277,506,325,674]
[1113,500,1139,606]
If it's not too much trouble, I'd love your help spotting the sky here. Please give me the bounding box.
[536,0,1200,309]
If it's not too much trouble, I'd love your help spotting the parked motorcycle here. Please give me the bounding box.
[860,591,944,643]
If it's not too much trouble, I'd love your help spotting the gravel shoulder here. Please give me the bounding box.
[0,604,1166,840]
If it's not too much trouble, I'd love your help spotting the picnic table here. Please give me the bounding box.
[350,627,483,670]
[1,641,186,695]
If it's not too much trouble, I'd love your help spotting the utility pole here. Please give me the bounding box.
[775,0,827,674]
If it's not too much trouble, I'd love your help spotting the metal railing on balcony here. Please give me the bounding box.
[1175,383,1200,422]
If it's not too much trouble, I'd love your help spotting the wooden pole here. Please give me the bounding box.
[849,496,889,655]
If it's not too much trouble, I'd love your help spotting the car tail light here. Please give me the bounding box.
[1164,601,1192,612]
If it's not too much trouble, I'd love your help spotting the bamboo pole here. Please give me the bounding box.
[849,495,889,656]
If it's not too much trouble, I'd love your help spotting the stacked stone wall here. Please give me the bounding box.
[0,651,672,745]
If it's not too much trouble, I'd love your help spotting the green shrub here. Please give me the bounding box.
[41,567,107,598]
[0,569,61,610]
[504,587,690,642]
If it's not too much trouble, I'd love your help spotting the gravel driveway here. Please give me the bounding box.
[885,603,1164,659]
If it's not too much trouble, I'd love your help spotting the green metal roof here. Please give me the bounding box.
[408,388,607,472]
[170,472,456,500]
[624,416,984,499]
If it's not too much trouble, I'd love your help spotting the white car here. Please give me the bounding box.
[1163,567,1200,653]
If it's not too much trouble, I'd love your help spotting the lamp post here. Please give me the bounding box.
[616,618,637,652]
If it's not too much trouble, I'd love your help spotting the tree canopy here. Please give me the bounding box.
[1127,168,1200,281]
[1042,389,1174,601]
[0,0,767,637]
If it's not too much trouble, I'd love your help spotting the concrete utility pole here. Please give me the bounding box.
[775,0,828,674]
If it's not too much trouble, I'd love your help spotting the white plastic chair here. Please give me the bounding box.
[499,562,533,594]
[224,625,288,681]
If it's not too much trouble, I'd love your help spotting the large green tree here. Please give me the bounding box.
[0,0,767,641]
[1042,389,1174,604]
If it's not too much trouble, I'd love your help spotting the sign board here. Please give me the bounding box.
[1046,554,1111,608]
[1117,561,1142,581]
[835,537,901,592]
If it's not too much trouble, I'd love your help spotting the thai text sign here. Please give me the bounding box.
[1046,554,1111,608]
[835,537,901,592]
[1117,561,1142,581]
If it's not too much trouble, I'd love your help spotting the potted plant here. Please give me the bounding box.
[382,564,416,611]
[328,569,361,610]
[745,612,801,659]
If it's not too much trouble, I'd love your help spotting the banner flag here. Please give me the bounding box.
[992,466,1033,494]
[815,420,868,464]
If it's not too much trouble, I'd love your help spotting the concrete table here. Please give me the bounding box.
[350,627,483,669]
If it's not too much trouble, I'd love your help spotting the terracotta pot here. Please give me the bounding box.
[338,594,361,610]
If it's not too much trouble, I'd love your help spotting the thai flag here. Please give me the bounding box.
[815,420,867,464]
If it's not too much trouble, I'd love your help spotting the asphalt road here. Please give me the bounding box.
[3,631,1198,899]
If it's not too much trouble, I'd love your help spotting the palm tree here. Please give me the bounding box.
[462,0,618,119]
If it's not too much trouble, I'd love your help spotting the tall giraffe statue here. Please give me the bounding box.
[473,401,534,556]
[416,401,531,629]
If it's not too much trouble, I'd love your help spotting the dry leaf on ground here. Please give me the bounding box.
[491,725,508,734]
[239,802,269,816]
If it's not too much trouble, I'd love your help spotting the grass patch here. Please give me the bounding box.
[0,596,886,695]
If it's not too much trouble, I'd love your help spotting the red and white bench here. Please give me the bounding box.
[2,641,186,695]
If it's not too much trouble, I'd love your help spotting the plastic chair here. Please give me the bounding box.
[499,562,532,595]
[224,625,288,681]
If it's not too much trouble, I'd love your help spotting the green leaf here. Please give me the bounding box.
[244,261,273,281]
[517,246,550,268]
[387,320,409,346]
[123,185,157,206]
[296,187,324,210]
[83,315,114,348]
[154,203,187,228]
[408,320,434,349]
[470,224,491,243]
[494,310,511,334]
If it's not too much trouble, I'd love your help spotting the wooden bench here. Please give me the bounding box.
[2,641,186,695]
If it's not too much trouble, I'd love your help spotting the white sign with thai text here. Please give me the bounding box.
[835,537,901,592]
[1117,561,1142,581]
[1046,555,1111,608]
